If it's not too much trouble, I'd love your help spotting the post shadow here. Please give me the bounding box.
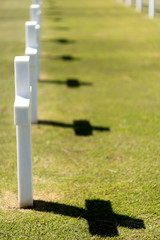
[53,17,62,22]
[41,54,80,61]
[56,55,80,61]
[42,38,76,44]
[53,26,69,31]
[39,78,92,88]
[38,120,110,136]
[46,10,62,16]
[33,199,145,237]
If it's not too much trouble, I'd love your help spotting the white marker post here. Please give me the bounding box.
[30,4,41,26]
[34,0,42,7]
[26,21,38,50]
[136,0,143,12]
[26,21,39,80]
[149,0,156,18]
[126,0,132,6]
[25,21,38,123]
[30,4,41,80]
[25,48,38,123]
[14,56,33,208]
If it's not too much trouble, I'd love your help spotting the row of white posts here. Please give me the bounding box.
[118,0,156,18]
[14,0,42,208]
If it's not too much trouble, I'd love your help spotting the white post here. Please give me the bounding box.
[30,4,41,25]
[126,0,132,6]
[25,48,38,123]
[14,56,33,208]
[136,0,143,12]
[25,21,37,49]
[25,21,39,123]
[30,5,41,80]
[149,0,156,18]
[33,0,42,7]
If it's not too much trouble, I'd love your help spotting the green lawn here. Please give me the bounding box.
[0,0,160,239]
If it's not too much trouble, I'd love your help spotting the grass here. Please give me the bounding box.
[0,0,160,239]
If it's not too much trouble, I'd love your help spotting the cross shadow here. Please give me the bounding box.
[33,199,145,237]
[48,10,62,16]
[45,11,62,18]
[38,120,110,136]
[39,78,92,88]
[43,38,76,45]
[56,55,80,61]
[42,38,76,44]
[41,54,80,61]
[53,26,69,31]
[53,17,62,22]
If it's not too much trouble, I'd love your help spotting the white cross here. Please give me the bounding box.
[14,56,33,208]
[25,21,38,124]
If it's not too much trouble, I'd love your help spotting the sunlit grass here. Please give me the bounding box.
[0,0,160,239]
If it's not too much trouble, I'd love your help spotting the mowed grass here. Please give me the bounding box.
[0,0,160,239]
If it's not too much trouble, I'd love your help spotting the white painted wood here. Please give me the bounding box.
[14,95,30,125]
[126,0,132,6]
[34,0,42,6]
[26,21,40,81]
[30,4,41,25]
[14,56,33,208]
[149,0,156,18]
[25,21,37,49]
[136,0,143,12]
[25,48,38,123]
[30,5,41,80]
[16,125,32,208]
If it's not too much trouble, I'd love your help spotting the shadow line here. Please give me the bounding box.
[39,78,92,88]
[33,199,145,237]
[42,38,76,44]
[53,17,62,22]
[56,55,80,61]
[38,120,110,136]
[41,54,80,61]
[53,26,69,31]
[46,10,62,16]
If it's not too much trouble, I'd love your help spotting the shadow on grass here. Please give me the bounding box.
[42,54,80,61]
[53,26,69,31]
[46,10,62,16]
[42,38,76,44]
[33,199,145,237]
[53,17,62,22]
[56,55,80,61]
[38,120,110,136]
[39,78,92,88]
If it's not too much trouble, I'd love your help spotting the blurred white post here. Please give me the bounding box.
[25,21,39,79]
[33,0,42,7]
[149,0,156,18]
[126,0,132,6]
[14,56,33,208]
[30,5,41,80]
[25,21,37,50]
[25,21,38,123]
[30,4,41,27]
[136,0,143,12]
[25,48,38,123]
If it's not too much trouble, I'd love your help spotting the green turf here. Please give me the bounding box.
[0,0,160,239]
